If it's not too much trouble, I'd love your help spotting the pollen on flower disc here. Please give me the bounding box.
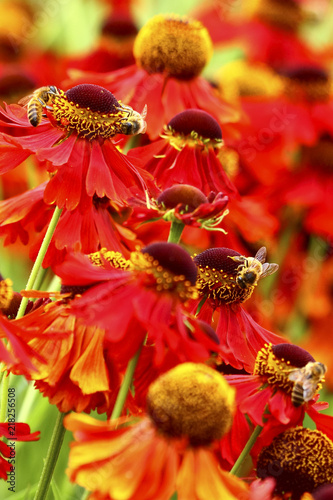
[167,110,222,140]
[142,242,197,285]
[272,343,315,368]
[157,184,208,211]
[133,14,213,79]
[147,362,235,445]
[257,427,333,498]
[193,247,241,275]
[65,84,120,113]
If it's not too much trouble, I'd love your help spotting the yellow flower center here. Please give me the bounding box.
[257,427,333,498]
[89,249,132,270]
[0,278,14,311]
[147,362,235,445]
[217,60,284,102]
[133,14,213,79]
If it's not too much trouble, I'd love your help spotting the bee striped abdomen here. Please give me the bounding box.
[28,99,43,127]
[291,382,305,407]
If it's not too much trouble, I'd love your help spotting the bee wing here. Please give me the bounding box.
[302,379,318,402]
[261,262,279,278]
[18,94,32,106]
[287,368,303,382]
[141,104,147,119]
[254,247,267,264]
[228,255,246,264]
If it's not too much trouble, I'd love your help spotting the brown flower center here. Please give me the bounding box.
[257,427,333,499]
[147,362,235,445]
[281,66,331,102]
[157,184,208,212]
[163,109,223,151]
[251,0,303,32]
[133,14,213,79]
[131,242,198,301]
[302,134,333,171]
[49,84,146,140]
[193,248,255,304]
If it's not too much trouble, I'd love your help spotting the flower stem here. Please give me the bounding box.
[167,221,184,244]
[230,424,263,477]
[16,206,62,319]
[34,411,67,500]
[0,372,9,422]
[111,346,142,420]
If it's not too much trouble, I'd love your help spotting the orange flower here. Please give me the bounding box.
[7,300,120,414]
[65,363,249,500]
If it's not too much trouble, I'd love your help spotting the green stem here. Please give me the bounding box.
[230,424,263,477]
[16,206,63,319]
[0,372,9,422]
[31,267,49,294]
[167,221,184,244]
[111,346,142,420]
[34,411,67,500]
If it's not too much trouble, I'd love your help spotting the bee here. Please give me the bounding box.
[116,103,147,135]
[287,361,327,407]
[229,247,279,289]
[19,86,60,127]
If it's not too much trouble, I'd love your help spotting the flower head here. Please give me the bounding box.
[133,14,213,79]
[65,363,249,500]
[193,246,284,372]
[55,243,219,370]
[127,184,229,233]
[67,14,239,139]
[194,246,278,305]
[0,83,152,210]
[147,362,235,445]
[257,427,333,499]
[226,343,330,442]
[129,109,239,196]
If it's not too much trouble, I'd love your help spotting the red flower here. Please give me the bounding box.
[68,14,239,140]
[54,244,218,370]
[126,184,229,233]
[0,83,153,210]
[196,0,318,69]
[128,109,239,197]
[226,344,332,449]
[0,312,52,377]
[0,181,139,267]
[194,246,287,371]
